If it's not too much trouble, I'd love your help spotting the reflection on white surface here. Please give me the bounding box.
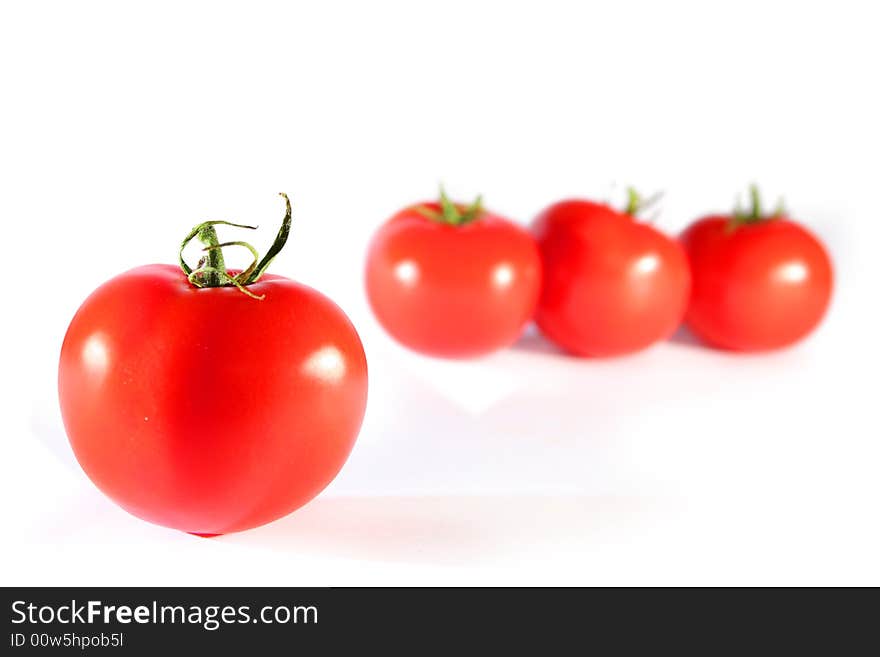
[302,345,347,383]
[777,261,808,284]
[633,254,660,276]
[394,260,419,286]
[493,263,515,288]
[82,334,109,377]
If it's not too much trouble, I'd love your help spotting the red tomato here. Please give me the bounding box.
[365,191,541,358]
[58,196,368,535]
[531,194,691,357]
[680,189,833,351]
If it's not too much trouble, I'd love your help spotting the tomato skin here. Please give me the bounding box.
[531,199,691,357]
[680,216,833,351]
[365,203,542,358]
[58,264,368,535]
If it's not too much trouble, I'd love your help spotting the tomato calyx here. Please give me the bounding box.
[178,193,292,299]
[622,187,663,220]
[415,186,485,227]
[730,184,786,230]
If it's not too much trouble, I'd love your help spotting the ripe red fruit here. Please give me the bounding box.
[680,186,833,351]
[531,190,691,357]
[365,189,542,358]
[59,195,368,534]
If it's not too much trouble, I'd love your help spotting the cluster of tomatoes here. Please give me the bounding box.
[57,188,832,536]
[366,186,833,358]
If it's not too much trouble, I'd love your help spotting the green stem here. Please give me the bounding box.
[624,187,641,216]
[178,193,292,298]
[197,225,225,287]
[749,184,762,221]
[243,192,292,284]
[179,220,257,277]
[622,187,662,218]
[416,186,484,226]
[731,184,784,228]
[204,240,261,284]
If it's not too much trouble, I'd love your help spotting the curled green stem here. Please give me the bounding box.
[246,192,292,283]
[179,193,292,299]
[203,240,261,285]
[186,267,265,300]
[179,220,257,278]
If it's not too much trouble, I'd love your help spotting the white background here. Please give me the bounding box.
[1,0,878,585]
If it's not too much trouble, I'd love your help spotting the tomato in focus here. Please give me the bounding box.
[365,190,541,358]
[531,193,691,357]
[680,188,833,351]
[58,196,368,535]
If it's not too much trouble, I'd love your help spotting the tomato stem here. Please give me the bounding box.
[197,224,225,287]
[624,187,641,216]
[623,186,663,218]
[731,184,785,228]
[749,184,762,220]
[416,186,484,226]
[178,193,292,299]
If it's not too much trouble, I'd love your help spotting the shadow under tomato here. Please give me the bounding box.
[511,324,712,357]
[220,494,650,565]
[509,326,568,357]
[668,325,707,349]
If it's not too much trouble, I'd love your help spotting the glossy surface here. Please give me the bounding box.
[680,216,833,351]
[365,203,542,358]
[532,199,691,357]
[59,264,368,534]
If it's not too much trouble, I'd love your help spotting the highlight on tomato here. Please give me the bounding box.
[531,189,691,357]
[365,187,542,358]
[680,185,833,351]
[58,194,368,535]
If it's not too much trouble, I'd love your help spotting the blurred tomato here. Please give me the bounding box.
[680,187,833,351]
[366,190,541,358]
[532,193,690,357]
